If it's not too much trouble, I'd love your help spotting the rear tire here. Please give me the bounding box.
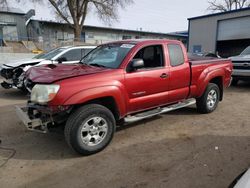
[196,83,220,114]
[64,104,116,155]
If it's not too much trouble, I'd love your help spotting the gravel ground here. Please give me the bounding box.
[0,82,250,188]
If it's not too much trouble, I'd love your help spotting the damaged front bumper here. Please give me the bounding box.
[16,103,71,133]
[15,106,51,133]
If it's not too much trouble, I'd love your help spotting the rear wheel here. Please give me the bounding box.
[196,83,220,114]
[64,104,116,155]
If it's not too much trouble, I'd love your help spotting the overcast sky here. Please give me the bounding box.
[10,0,211,33]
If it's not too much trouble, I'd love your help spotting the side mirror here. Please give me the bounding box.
[129,59,144,72]
[57,57,67,64]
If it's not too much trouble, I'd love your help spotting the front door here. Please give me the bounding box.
[125,45,169,113]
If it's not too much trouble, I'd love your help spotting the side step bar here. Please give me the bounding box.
[124,98,196,123]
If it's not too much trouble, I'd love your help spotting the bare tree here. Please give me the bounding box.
[1,0,133,40]
[0,0,8,7]
[47,0,133,40]
[208,0,250,12]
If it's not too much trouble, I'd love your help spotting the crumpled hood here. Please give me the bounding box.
[3,58,44,68]
[26,63,110,83]
[230,55,250,62]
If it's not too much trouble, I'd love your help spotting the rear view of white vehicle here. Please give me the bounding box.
[0,45,96,91]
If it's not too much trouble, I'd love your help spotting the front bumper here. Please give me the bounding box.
[232,69,250,77]
[16,103,71,133]
[15,106,51,133]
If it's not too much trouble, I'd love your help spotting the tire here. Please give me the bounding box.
[196,83,220,114]
[64,104,116,155]
[231,78,239,86]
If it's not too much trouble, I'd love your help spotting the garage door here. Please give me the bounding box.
[217,16,250,41]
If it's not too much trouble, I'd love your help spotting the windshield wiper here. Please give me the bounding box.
[89,63,107,68]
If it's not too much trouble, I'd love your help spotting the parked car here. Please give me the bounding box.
[0,45,96,91]
[16,39,233,155]
[230,46,250,85]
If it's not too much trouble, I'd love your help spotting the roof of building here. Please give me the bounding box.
[167,31,188,37]
[188,7,250,20]
[0,7,25,15]
[30,19,188,38]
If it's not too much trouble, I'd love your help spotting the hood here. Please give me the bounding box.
[3,58,44,68]
[229,55,250,62]
[26,63,110,83]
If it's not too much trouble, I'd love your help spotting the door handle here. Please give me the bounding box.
[160,73,168,79]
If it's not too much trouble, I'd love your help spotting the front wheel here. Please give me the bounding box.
[196,83,220,114]
[64,104,116,155]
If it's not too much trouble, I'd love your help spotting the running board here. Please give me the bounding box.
[124,98,196,123]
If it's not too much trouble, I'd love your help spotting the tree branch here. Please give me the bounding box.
[48,0,73,27]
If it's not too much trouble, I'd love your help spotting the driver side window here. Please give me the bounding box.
[59,49,82,61]
[133,45,164,69]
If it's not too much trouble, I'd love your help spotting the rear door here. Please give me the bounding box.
[125,44,170,113]
[167,43,190,102]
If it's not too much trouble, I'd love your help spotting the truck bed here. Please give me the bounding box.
[189,57,232,99]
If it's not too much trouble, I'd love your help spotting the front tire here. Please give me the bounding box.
[64,104,116,155]
[196,83,220,114]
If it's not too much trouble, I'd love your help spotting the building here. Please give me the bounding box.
[188,7,250,57]
[27,19,187,48]
[0,8,188,52]
[0,7,28,44]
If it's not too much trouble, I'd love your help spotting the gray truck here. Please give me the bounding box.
[230,46,250,85]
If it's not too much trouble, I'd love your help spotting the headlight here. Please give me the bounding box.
[31,84,60,104]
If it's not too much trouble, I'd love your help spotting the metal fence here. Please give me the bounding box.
[1,34,124,52]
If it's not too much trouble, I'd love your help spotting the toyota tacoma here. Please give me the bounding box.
[16,40,233,155]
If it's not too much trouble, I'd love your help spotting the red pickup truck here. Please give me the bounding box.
[16,40,233,155]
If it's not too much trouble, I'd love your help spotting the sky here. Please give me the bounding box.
[9,0,211,33]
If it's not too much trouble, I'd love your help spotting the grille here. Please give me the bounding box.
[233,61,250,70]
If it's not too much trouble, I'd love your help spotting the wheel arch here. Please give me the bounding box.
[209,76,223,101]
[73,96,121,121]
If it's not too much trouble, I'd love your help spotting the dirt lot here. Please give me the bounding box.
[0,82,250,188]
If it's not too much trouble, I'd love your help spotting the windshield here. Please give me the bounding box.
[80,43,135,68]
[241,46,250,55]
[32,53,46,59]
[34,48,65,60]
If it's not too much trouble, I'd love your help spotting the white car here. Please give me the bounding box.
[0,45,96,91]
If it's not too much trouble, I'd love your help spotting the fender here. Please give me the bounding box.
[196,68,224,98]
[63,85,128,117]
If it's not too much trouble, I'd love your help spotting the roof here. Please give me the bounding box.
[0,7,25,15]
[105,39,180,45]
[59,45,96,49]
[30,19,188,38]
[188,7,250,20]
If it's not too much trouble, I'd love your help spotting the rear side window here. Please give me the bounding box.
[168,44,184,67]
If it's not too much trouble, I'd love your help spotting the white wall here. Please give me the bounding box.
[0,53,35,65]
